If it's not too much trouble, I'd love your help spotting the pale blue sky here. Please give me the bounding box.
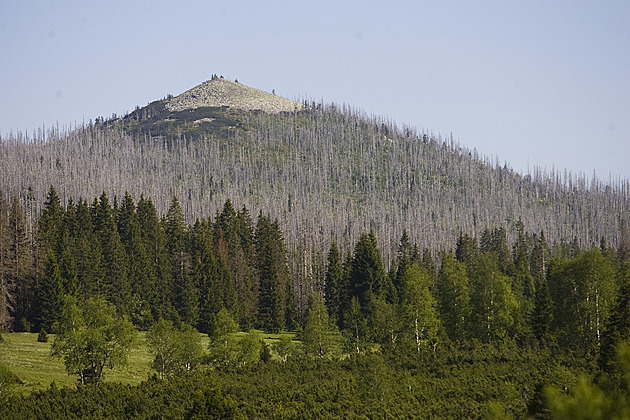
[1,0,629,179]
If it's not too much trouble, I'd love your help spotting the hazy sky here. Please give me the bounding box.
[1,1,629,179]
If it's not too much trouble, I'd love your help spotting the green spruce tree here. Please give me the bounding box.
[349,232,386,311]
[532,273,554,343]
[7,196,33,330]
[38,249,64,332]
[117,192,154,327]
[324,240,343,326]
[599,261,630,375]
[255,213,284,333]
[137,196,173,321]
[93,193,131,315]
[165,197,197,325]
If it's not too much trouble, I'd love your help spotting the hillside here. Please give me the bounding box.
[1,77,629,269]
[2,79,630,418]
[115,77,302,139]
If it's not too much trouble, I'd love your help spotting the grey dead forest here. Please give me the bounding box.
[1,82,629,310]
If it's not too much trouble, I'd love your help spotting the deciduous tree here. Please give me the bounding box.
[469,252,518,342]
[302,294,341,359]
[438,252,470,341]
[52,295,136,385]
[400,264,440,352]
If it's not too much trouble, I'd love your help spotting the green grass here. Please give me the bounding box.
[0,332,155,395]
[0,330,297,395]
[234,329,297,343]
[0,333,74,394]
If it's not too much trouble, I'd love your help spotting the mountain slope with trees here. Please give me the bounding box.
[2,77,629,317]
[2,79,628,265]
[1,69,630,416]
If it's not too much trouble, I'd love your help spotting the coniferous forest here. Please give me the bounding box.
[1,79,630,418]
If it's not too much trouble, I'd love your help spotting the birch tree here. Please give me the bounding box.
[401,263,440,352]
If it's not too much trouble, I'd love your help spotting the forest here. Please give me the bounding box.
[2,98,629,269]
[2,80,630,417]
[1,185,630,418]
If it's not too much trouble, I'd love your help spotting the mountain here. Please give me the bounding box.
[166,76,304,113]
[1,77,629,271]
[117,76,302,139]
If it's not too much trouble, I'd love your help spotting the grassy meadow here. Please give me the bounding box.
[0,332,152,394]
[0,330,296,395]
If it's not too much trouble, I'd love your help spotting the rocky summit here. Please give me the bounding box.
[166,77,305,113]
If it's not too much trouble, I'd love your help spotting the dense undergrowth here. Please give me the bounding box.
[0,340,588,419]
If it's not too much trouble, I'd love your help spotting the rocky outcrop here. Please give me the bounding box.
[166,77,304,113]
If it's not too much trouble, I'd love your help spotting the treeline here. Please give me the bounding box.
[3,185,630,365]
[3,186,630,417]
[320,223,630,365]
[0,186,297,334]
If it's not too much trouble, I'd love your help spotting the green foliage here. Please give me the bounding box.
[166,196,198,326]
[211,307,239,339]
[59,247,80,300]
[550,248,617,355]
[16,317,31,333]
[302,294,342,359]
[533,273,554,342]
[51,295,137,385]
[599,261,630,375]
[349,232,386,310]
[237,330,263,366]
[438,252,470,341]
[0,362,17,398]
[39,186,63,253]
[260,341,272,363]
[38,250,64,332]
[117,192,155,329]
[400,263,440,352]
[6,196,33,330]
[0,330,592,419]
[186,387,239,419]
[469,252,518,342]
[146,319,203,379]
[213,202,256,330]
[324,241,343,325]
[546,344,630,419]
[178,323,204,373]
[121,101,245,140]
[0,331,154,394]
[272,334,295,362]
[137,195,174,322]
[343,295,368,354]
[0,190,9,332]
[0,375,238,419]
[6,182,630,417]
[530,230,551,278]
[368,296,400,351]
[208,308,240,367]
[37,328,48,343]
[254,213,285,333]
[455,232,478,268]
[93,192,132,316]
